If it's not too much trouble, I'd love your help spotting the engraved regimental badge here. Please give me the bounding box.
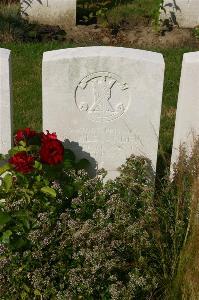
[75,72,129,122]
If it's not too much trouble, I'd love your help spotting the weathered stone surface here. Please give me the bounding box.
[160,0,199,28]
[0,48,12,154]
[171,52,199,169]
[21,0,76,28]
[43,47,164,179]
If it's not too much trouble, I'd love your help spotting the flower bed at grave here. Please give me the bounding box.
[0,128,195,299]
[0,128,89,198]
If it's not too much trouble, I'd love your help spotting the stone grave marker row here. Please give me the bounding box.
[1,45,199,180]
[21,0,199,30]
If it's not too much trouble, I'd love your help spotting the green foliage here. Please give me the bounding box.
[0,129,90,259]
[106,0,162,27]
[78,0,133,9]
[0,155,156,299]
[0,149,197,299]
[166,141,199,300]
[193,27,199,39]
[77,0,162,26]
[77,0,135,25]
[155,141,199,299]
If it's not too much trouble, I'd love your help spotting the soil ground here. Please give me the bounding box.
[65,24,197,49]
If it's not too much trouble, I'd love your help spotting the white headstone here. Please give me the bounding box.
[0,48,12,154]
[171,52,199,169]
[21,0,76,28]
[42,47,165,179]
[160,0,199,28]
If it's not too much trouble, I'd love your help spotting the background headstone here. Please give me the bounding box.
[43,47,165,179]
[21,0,76,28]
[160,0,199,28]
[0,48,12,154]
[171,52,199,169]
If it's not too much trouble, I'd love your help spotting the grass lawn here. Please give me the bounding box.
[1,42,73,131]
[105,0,162,25]
[0,41,197,171]
[77,0,162,25]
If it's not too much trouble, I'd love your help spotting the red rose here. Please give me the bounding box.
[41,131,57,143]
[15,130,24,143]
[9,152,35,174]
[40,139,64,165]
[15,128,37,144]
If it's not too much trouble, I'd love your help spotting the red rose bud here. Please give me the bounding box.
[9,152,35,174]
[15,130,24,143]
[40,139,64,165]
[24,128,37,138]
[15,128,37,144]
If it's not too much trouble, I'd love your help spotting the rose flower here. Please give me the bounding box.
[40,139,64,165]
[9,152,35,174]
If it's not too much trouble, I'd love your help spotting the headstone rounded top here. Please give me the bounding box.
[43,46,164,65]
[183,51,199,63]
[43,46,165,179]
[0,48,11,58]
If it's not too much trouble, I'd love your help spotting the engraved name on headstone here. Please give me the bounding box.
[43,47,165,179]
[0,48,12,154]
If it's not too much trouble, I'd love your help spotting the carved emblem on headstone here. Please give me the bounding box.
[75,72,129,122]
